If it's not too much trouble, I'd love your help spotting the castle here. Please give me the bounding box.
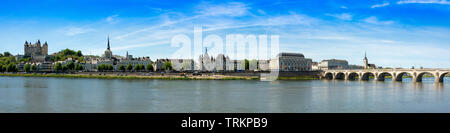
[24,40,48,62]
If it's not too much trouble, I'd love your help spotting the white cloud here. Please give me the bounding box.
[371,2,390,8]
[363,16,394,25]
[326,13,353,21]
[65,27,95,36]
[106,15,119,23]
[196,2,250,17]
[397,0,450,4]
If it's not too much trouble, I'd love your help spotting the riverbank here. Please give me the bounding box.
[0,73,260,80]
[0,73,321,80]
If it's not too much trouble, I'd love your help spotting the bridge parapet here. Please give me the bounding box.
[321,69,450,83]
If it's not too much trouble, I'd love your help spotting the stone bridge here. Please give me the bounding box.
[321,69,450,83]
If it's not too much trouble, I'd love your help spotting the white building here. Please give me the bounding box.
[170,59,195,71]
[258,60,270,71]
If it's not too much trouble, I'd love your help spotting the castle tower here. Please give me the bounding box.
[363,52,368,69]
[42,41,48,56]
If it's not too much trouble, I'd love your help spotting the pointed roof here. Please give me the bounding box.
[364,51,367,60]
[107,35,110,50]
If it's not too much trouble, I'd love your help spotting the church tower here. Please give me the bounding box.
[363,52,368,69]
[104,36,113,59]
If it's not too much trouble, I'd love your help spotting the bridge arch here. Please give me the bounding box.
[438,72,449,82]
[394,72,413,82]
[335,72,345,80]
[416,72,437,82]
[361,72,375,81]
[377,72,393,81]
[347,72,359,80]
[324,72,333,80]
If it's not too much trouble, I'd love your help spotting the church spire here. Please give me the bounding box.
[107,35,110,50]
[364,51,367,60]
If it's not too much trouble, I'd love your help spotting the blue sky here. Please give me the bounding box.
[1,0,450,68]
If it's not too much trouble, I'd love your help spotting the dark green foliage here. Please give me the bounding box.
[3,52,12,57]
[54,63,62,71]
[163,61,172,70]
[244,59,249,70]
[97,64,113,72]
[126,64,133,71]
[75,63,83,70]
[31,64,37,71]
[76,50,83,57]
[24,64,31,72]
[50,49,84,62]
[66,61,75,70]
[118,64,125,71]
[6,63,18,72]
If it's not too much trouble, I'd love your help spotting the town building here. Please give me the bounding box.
[258,60,270,71]
[311,62,319,70]
[269,52,312,71]
[318,59,349,70]
[170,59,195,71]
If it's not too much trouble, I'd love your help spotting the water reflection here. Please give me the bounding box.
[0,77,450,113]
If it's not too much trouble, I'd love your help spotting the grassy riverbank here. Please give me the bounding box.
[277,76,319,80]
[0,73,321,81]
[0,73,260,80]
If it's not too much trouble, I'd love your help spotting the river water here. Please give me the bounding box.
[0,76,449,113]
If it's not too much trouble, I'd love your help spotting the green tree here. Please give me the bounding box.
[126,64,133,71]
[163,61,173,71]
[1,65,6,72]
[31,64,37,71]
[135,64,141,71]
[244,59,249,70]
[77,56,84,62]
[54,62,62,71]
[107,64,114,71]
[97,64,105,72]
[76,50,83,57]
[75,63,83,70]
[118,64,125,72]
[24,64,31,72]
[62,65,68,71]
[6,63,17,72]
[136,64,144,71]
[66,61,75,70]
[3,52,11,57]
[0,64,3,72]
[62,48,76,56]
[146,63,154,72]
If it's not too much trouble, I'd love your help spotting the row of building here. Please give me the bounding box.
[18,37,376,72]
